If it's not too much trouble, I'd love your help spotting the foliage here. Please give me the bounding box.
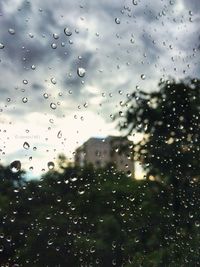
[0,162,199,266]
[119,78,200,183]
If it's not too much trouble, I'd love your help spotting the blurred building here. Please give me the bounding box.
[75,136,134,178]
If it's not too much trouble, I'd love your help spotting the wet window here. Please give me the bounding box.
[0,0,199,266]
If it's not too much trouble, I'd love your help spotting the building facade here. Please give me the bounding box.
[75,136,134,178]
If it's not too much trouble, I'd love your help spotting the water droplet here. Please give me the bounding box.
[0,43,4,49]
[22,97,28,103]
[132,0,138,5]
[51,43,57,49]
[90,246,95,253]
[56,196,62,202]
[78,187,85,195]
[53,33,59,39]
[115,18,120,24]
[126,170,132,177]
[23,80,28,85]
[47,161,55,170]
[64,179,69,184]
[77,67,86,77]
[64,27,72,36]
[135,237,139,243]
[28,32,34,38]
[141,74,146,80]
[50,103,57,110]
[57,130,62,138]
[47,239,53,245]
[51,77,56,84]
[83,102,88,108]
[8,28,15,35]
[31,65,36,70]
[23,142,30,150]
[43,93,48,99]
[70,177,77,182]
[10,160,21,173]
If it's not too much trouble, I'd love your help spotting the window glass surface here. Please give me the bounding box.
[0,0,199,266]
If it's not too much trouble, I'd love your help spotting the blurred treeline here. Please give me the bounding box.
[0,78,200,266]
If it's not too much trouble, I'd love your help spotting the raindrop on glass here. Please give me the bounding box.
[23,142,30,150]
[50,103,57,110]
[47,161,55,170]
[10,160,21,173]
[64,27,72,36]
[43,93,48,99]
[51,43,57,49]
[22,97,28,103]
[53,33,59,39]
[77,67,86,77]
[0,43,4,49]
[51,77,56,84]
[23,80,28,84]
[8,28,15,35]
[57,130,62,139]
[115,18,120,24]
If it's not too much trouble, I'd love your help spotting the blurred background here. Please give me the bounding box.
[0,0,200,266]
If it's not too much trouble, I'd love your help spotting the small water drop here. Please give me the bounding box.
[51,77,56,84]
[0,43,4,49]
[78,187,85,195]
[77,67,86,77]
[57,130,62,138]
[50,103,57,110]
[53,33,59,39]
[43,93,48,99]
[64,27,72,36]
[28,33,34,38]
[83,102,88,108]
[47,239,53,245]
[23,80,28,84]
[8,28,15,35]
[70,177,77,182]
[47,161,55,170]
[10,160,21,173]
[22,97,28,103]
[23,142,30,150]
[115,18,120,24]
[126,170,132,177]
[51,43,57,49]
[141,74,146,80]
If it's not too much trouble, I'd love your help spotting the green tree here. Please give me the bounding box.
[118,77,200,216]
[119,78,200,182]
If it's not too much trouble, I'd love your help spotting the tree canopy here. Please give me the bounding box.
[119,78,200,184]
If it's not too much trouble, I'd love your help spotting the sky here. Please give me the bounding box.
[0,0,199,178]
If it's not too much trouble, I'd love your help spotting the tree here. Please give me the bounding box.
[119,78,200,182]
[118,78,200,213]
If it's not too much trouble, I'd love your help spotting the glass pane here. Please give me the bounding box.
[0,0,199,266]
